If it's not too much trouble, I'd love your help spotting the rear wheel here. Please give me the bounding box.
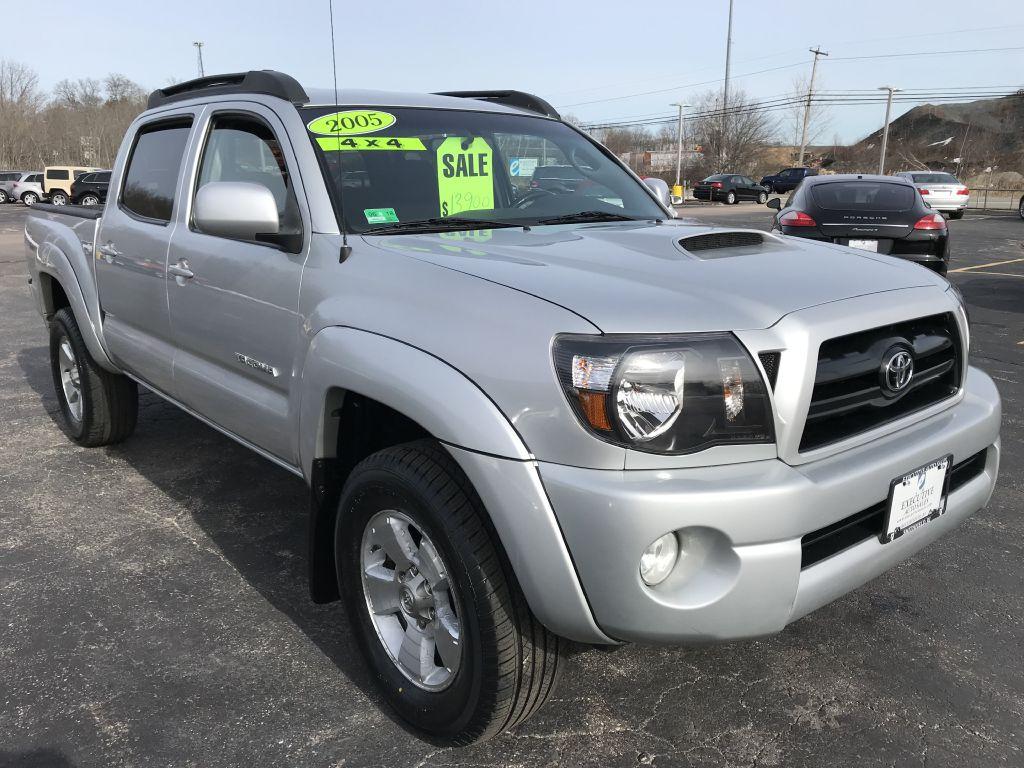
[1018,195,1023,220]
[49,307,137,446]
[80,194,100,206]
[726,191,737,205]
[337,441,565,744]
[949,209,964,220]
[50,191,69,205]
[22,191,38,206]
[0,190,8,204]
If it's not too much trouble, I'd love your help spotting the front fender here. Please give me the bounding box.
[298,327,531,474]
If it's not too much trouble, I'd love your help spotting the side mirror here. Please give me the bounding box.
[193,181,280,242]
[643,177,672,209]
[766,197,782,210]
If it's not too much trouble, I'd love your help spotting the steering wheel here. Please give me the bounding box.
[512,188,556,209]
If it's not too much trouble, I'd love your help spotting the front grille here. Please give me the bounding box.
[800,448,989,568]
[679,232,763,251]
[800,313,961,452]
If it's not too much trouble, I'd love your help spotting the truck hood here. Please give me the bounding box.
[364,221,942,333]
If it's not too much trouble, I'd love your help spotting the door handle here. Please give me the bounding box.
[168,260,195,282]
[97,242,120,263]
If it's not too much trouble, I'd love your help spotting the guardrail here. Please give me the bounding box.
[964,188,1023,211]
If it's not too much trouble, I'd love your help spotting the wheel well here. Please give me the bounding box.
[38,272,71,317]
[308,391,432,603]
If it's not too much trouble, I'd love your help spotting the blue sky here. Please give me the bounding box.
[9,0,1024,143]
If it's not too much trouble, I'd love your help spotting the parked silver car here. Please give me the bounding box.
[8,172,44,205]
[893,171,970,218]
[0,170,30,203]
[24,71,1001,744]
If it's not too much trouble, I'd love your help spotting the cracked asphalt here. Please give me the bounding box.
[1,203,1022,767]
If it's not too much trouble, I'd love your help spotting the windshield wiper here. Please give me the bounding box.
[537,210,644,225]
[364,217,520,235]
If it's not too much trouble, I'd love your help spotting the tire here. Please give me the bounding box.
[22,191,38,206]
[1018,195,1023,220]
[50,191,69,205]
[757,191,768,204]
[949,209,964,220]
[49,307,138,446]
[337,440,565,744]
[0,190,8,204]
[726,191,737,205]
[80,194,100,206]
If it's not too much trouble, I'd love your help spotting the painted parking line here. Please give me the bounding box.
[949,256,1024,274]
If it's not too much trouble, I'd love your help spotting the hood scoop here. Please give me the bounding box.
[678,231,765,252]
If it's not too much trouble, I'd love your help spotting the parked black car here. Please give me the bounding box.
[1018,193,1023,220]
[768,174,949,275]
[759,166,817,194]
[693,174,768,204]
[70,170,112,206]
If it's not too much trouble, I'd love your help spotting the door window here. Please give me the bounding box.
[120,118,193,222]
[193,113,302,250]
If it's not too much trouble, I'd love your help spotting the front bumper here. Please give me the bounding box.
[537,366,1000,644]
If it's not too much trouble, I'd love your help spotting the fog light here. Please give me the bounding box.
[639,532,679,586]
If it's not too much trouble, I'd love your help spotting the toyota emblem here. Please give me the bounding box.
[882,348,914,394]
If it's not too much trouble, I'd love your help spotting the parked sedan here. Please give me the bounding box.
[693,174,768,204]
[70,170,112,206]
[768,174,949,275]
[892,171,969,219]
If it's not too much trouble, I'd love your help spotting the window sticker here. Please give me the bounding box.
[364,207,399,224]
[436,137,494,217]
[307,110,396,136]
[316,136,426,151]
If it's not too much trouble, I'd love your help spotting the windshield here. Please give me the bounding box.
[910,173,960,185]
[301,106,664,233]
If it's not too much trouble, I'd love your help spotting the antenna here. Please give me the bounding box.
[328,0,352,262]
[193,42,205,78]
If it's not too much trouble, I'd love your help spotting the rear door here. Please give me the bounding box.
[167,103,309,463]
[95,112,198,393]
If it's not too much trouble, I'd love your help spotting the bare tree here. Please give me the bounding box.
[690,88,776,173]
[780,74,832,154]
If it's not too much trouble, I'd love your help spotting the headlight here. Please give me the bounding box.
[553,333,774,454]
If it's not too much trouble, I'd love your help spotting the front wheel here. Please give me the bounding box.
[49,307,138,446]
[50,191,69,205]
[0,190,8,204]
[337,441,565,744]
[757,191,768,204]
[22,191,39,206]
[726,191,737,205]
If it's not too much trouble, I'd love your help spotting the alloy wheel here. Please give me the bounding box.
[57,338,83,423]
[360,509,462,691]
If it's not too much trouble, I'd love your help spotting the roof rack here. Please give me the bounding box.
[433,90,561,120]
[147,70,308,110]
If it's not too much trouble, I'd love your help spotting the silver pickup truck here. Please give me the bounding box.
[24,70,1001,744]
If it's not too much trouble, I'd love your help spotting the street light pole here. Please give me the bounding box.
[671,103,690,191]
[720,0,734,169]
[798,46,828,167]
[877,85,901,174]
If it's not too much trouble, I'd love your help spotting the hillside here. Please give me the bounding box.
[838,92,1024,179]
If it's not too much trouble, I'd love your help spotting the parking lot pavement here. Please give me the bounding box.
[1,202,1022,767]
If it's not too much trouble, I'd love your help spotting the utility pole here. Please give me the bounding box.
[798,46,828,167]
[877,85,901,174]
[193,42,205,78]
[671,102,690,194]
[720,0,734,169]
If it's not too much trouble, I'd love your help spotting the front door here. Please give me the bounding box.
[95,114,197,393]
[167,104,309,464]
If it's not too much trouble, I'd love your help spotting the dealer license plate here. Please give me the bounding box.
[848,239,879,252]
[882,456,952,543]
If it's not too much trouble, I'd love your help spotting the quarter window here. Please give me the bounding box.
[194,113,302,249]
[121,119,193,222]
[47,169,70,180]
